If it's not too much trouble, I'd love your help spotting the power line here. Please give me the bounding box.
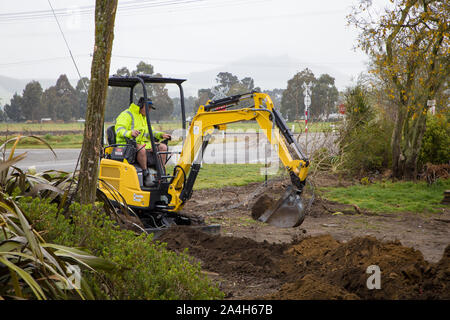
[0,0,272,23]
[0,53,360,70]
[46,0,91,209]
[0,56,84,67]
[114,0,274,19]
[47,0,86,92]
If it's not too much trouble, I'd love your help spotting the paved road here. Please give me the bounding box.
[9,132,335,172]
[8,148,82,172]
[10,143,275,172]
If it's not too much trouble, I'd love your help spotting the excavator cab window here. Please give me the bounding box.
[102,74,188,188]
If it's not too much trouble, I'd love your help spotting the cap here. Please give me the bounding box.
[138,97,155,109]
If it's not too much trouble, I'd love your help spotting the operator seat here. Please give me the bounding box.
[105,125,160,188]
[106,125,116,146]
[105,125,146,186]
[106,125,158,165]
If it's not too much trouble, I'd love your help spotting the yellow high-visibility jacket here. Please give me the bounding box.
[115,103,164,149]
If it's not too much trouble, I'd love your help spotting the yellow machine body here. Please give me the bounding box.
[99,159,150,208]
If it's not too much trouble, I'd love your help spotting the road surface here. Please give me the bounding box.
[8,132,335,172]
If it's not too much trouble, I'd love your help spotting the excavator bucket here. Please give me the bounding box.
[255,186,305,228]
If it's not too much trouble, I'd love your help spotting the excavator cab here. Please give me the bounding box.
[99,75,205,233]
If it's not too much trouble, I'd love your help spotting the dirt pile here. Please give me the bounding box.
[273,235,450,299]
[158,226,293,279]
[158,227,450,300]
[269,274,360,300]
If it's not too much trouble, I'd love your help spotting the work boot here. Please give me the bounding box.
[143,169,153,187]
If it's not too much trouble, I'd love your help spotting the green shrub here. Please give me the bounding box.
[19,197,224,300]
[343,85,374,125]
[340,119,392,174]
[419,115,450,165]
[338,85,392,175]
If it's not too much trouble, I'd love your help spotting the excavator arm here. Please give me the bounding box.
[167,92,309,226]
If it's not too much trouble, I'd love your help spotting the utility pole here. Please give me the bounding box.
[78,0,118,204]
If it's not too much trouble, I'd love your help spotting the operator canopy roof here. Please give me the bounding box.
[108,74,186,87]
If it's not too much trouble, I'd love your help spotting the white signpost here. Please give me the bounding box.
[302,82,313,155]
[304,95,311,109]
[427,99,436,115]
[302,82,312,132]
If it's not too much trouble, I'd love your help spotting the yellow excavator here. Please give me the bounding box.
[99,74,309,235]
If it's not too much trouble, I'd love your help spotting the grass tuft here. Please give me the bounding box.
[321,179,450,214]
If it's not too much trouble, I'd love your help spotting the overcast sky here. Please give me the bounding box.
[0,0,383,95]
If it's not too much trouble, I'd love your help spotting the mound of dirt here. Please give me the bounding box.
[157,227,450,300]
[281,235,450,299]
[266,274,360,300]
[158,226,294,279]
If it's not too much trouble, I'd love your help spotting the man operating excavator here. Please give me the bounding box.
[115,97,171,186]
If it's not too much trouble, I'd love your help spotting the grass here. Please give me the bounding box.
[166,163,277,190]
[0,134,84,149]
[321,179,450,214]
[195,164,270,190]
[0,122,86,132]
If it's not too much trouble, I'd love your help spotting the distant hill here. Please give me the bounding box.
[167,54,355,97]
[0,75,28,105]
[2,54,357,103]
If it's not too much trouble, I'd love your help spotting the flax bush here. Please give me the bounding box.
[20,197,224,300]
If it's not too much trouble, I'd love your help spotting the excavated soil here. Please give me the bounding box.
[157,173,450,300]
[159,226,289,279]
[159,228,449,300]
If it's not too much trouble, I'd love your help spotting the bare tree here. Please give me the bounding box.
[78,0,118,204]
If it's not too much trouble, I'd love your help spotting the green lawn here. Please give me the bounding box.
[166,163,275,190]
[0,122,86,132]
[0,134,84,149]
[321,179,450,214]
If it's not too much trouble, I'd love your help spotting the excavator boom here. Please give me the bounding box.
[167,92,309,227]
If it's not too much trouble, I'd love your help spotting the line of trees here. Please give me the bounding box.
[193,72,263,113]
[2,75,88,122]
[189,70,339,121]
[280,68,339,121]
[1,66,341,123]
[0,61,176,123]
[104,61,174,122]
